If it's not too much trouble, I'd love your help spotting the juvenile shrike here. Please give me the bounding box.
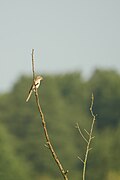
[26,76,43,102]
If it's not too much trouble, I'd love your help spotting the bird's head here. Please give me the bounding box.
[36,75,43,81]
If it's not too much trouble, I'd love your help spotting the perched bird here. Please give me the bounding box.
[26,75,43,102]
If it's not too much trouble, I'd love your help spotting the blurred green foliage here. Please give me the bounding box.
[0,69,120,180]
[0,124,34,180]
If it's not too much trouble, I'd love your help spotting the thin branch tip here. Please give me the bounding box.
[76,123,88,143]
[64,170,69,175]
[78,156,84,164]
[84,129,90,136]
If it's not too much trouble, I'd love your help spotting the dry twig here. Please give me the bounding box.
[76,93,96,180]
[31,49,69,180]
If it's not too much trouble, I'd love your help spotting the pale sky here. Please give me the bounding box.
[0,0,120,92]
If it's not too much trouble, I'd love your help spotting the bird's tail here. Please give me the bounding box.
[26,90,33,102]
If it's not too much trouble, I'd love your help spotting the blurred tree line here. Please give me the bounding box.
[0,69,120,180]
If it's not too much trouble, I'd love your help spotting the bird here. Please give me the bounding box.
[26,75,43,102]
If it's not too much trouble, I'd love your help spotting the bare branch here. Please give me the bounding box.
[44,144,49,148]
[88,148,92,151]
[84,129,90,136]
[82,93,96,180]
[31,49,36,84]
[77,93,96,180]
[78,156,84,164]
[76,123,88,143]
[31,49,69,180]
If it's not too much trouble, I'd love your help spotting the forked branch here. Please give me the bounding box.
[31,49,69,180]
[76,93,96,180]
